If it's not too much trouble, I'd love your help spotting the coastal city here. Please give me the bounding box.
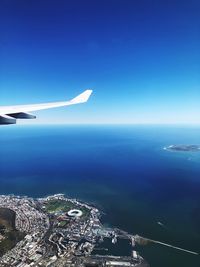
[0,194,149,267]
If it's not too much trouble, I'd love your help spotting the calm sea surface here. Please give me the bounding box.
[0,125,200,267]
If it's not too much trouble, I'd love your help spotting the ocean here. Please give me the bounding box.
[0,125,200,267]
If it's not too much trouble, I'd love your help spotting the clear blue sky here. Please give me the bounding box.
[0,0,200,124]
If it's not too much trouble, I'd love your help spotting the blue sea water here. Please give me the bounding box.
[0,125,200,267]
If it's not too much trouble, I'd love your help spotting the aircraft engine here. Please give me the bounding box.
[0,115,16,125]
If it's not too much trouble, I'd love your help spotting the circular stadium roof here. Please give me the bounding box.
[67,209,83,217]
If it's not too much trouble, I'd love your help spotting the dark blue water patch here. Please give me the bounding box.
[93,238,132,256]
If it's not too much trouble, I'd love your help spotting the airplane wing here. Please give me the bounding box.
[0,89,93,125]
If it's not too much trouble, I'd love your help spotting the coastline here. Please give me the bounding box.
[0,193,149,267]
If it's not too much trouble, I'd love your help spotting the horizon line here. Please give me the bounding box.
[12,122,200,127]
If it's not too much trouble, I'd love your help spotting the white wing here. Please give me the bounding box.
[0,90,92,125]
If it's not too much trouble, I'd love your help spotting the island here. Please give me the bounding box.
[0,194,149,267]
[164,145,200,152]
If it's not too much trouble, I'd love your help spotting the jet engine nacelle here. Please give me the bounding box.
[0,113,36,124]
[0,115,16,125]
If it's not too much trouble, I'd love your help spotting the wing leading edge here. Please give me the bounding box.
[0,89,93,125]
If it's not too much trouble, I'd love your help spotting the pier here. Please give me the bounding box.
[135,235,199,255]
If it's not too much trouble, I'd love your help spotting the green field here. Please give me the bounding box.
[45,199,90,218]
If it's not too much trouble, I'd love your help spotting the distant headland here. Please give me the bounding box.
[164,145,200,152]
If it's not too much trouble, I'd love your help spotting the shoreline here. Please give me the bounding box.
[0,193,148,267]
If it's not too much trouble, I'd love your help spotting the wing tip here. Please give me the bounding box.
[70,89,93,104]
